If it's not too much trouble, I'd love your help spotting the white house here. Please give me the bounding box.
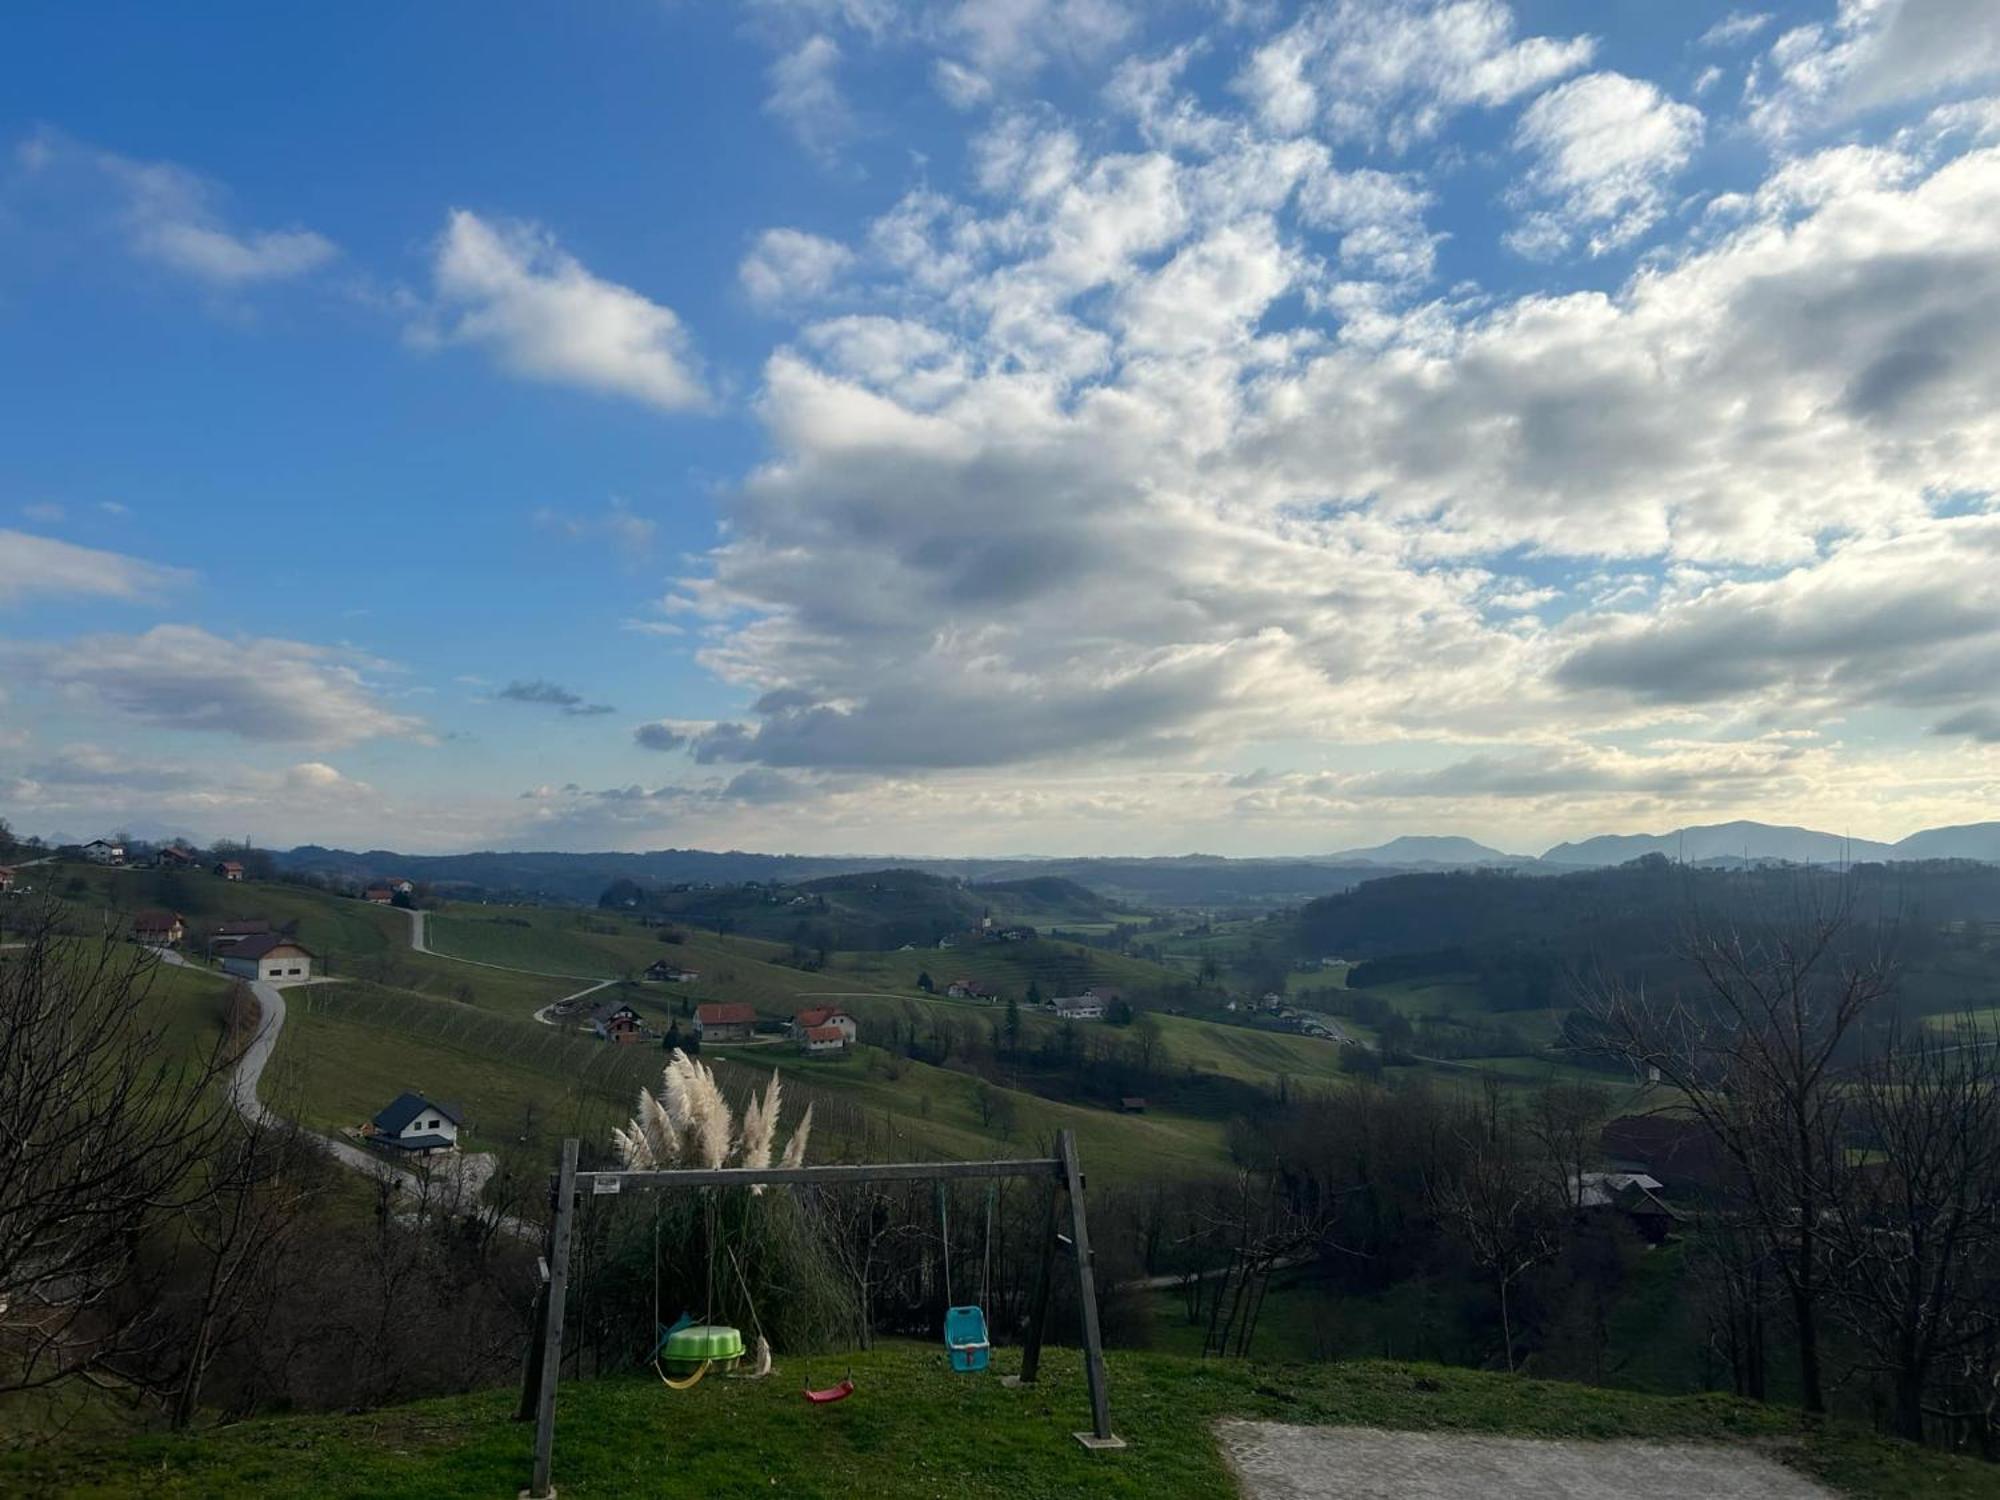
[81,839,125,866]
[790,1006,858,1045]
[1050,995,1105,1021]
[368,1092,461,1154]
[221,934,315,983]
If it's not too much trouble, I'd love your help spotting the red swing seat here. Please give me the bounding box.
[803,1377,855,1404]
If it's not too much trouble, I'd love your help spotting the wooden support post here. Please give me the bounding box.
[514,1275,548,1422]
[1011,1174,1063,1388]
[525,1138,578,1499]
[1058,1129,1123,1449]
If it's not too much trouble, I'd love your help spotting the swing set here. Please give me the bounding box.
[517,1129,1123,1499]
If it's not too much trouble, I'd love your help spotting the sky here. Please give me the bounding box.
[3,0,2000,858]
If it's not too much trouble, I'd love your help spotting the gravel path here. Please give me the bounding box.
[1216,1421,1835,1500]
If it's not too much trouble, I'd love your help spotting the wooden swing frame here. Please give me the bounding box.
[516,1128,1122,1499]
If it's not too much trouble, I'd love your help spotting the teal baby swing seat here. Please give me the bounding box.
[945,1304,991,1373]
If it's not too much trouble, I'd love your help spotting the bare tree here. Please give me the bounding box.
[1823,1022,2000,1442]
[1431,1101,1561,1374]
[1586,900,1889,1413]
[1525,1079,1607,1215]
[0,904,238,1403]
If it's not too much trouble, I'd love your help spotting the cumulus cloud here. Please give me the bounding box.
[16,626,428,746]
[1507,72,1704,257]
[0,531,191,606]
[1236,0,1596,148]
[17,131,337,286]
[1699,11,1772,50]
[1750,0,2000,139]
[420,210,708,412]
[740,228,856,309]
[1555,517,2000,739]
[496,679,615,716]
[639,90,2000,790]
[766,34,852,156]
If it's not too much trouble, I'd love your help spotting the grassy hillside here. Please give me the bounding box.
[6,1343,1984,1500]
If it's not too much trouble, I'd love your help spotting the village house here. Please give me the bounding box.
[82,839,125,866]
[386,878,415,895]
[1119,1097,1148,1114]
[790,1006,858,1046]
[589,999,645,1043]
[946,978,995,1001]
[643,959,700,983]
[366,1092,461,1155]
[221,934,314,984]
[214,860,245,881]
[156,845,199,869]
[208,917,272,955]
[362,885,394,904]
[694,1002,756,1042]
[1574,1170,1681,1245]
[132,909,185,947]
[1050,995,1105,1021]
[798,1024,850,1056]
[0,866,15,894]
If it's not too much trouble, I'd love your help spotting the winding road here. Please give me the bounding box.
[153,904,622,1235]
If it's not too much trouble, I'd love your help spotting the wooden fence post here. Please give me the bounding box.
[1058,1129,1123,1449]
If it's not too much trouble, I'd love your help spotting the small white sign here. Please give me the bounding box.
[591,1176,622,1195]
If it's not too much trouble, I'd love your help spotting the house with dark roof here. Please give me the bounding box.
[589,999,645,1043]
[208,917,273,955]
[644,959,700,983]
[694,1002,756,1042]
[156,845,199,869]
[132,909,185,947]
[221,934,314,983]
[367,1092,462,1154]
[83,839,125,866]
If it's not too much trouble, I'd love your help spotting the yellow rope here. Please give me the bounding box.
[654,1358,711,1391]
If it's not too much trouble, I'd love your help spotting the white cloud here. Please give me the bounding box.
[16,625,429,746]
[1750,0,2000,139]
[1509,72,1704,256]
[0,531,191,606]
[420,210,708,412]
[1699,11,1772,50]
[15,131,337,287]
[766,34,852,156]
[1236,0,1596,148]
[740,227,856,309]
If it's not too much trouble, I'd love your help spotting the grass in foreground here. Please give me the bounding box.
[6,1344,1991,1499]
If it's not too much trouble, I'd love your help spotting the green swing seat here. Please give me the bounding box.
[944,1304,991,1373]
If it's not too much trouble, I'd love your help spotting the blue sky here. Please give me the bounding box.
[3,0,1999,856]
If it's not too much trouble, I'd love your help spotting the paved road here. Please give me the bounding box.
[1216,1422,1834,1499]
[402,907,615,1024]
[153,946,534,1237]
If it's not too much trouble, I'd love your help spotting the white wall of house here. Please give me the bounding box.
[399,1110,458,1146]
[222,948,313,983]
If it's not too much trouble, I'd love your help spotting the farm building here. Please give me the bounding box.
[1119,1097,1147,1114]
[790,1006,858,1045]
[214,860,245,881]
[208,918,272,954]
[589,999,645,1043]
[362,886,393,904]
[947,979,996,1001]
[156,845,199,869]
[82,839,125,865]
[367,1093,461,1155]
[132,909,185,947]
[799,1024,850,1056]
[644,959,700,983]
[221,934,314,983]
[694,1002,756,1042]
[1050,995,1105,1021]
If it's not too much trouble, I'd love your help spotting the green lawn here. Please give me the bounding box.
[6,1343,1985,1500]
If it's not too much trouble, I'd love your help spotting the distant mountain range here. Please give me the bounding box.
[1326,835,1524,866]
[1540,819,2000,868]
[260,818,2000,911]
